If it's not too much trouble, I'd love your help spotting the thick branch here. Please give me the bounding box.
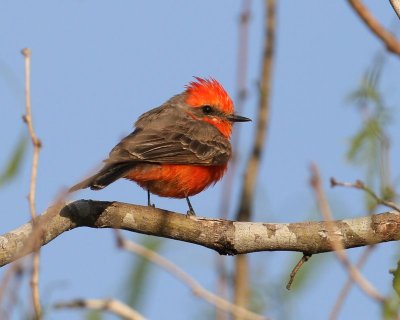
[1,200,400,267]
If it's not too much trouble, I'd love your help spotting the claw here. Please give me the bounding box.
[185,197,196,216]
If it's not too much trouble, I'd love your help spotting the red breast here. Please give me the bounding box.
[125,163,227,198]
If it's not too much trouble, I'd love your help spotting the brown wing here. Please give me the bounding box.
[107,120,231,166]
[69,103,231,192]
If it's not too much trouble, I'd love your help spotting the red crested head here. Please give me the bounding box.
[185,77,234,114]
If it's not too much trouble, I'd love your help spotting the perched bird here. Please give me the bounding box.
[70,77,251,215]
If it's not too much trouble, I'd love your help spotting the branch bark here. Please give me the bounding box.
[54,298,146,320]
[389,0,400,20]
[348,0,400,56]
[1,200,400,268]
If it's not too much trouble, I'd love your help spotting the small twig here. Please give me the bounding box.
[21,48,42,220]
[236,0,276,220]
[30,252,40,319]
[329,246,374,320]
[286,254,312,290]
[114,231,266,320]
[0,262,24,303]
[0,261,25,320]
[330,178,400,213]
[215,254,229,320]
[54,298,145,320]
[219,0,252,220]
[348,0,400,56]
[310,164,385,303]
[217,3,252,319]
[389,0,400,20]
[234,0,277,314]
[21,48,42,320]
[0,260,24,318]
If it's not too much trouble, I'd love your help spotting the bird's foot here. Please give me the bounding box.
[147,191,155,208]
[185,197,196,217]
[186,209,196,217]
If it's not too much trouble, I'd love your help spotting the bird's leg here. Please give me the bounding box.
[147,190,155,208]
[186,197,196,216]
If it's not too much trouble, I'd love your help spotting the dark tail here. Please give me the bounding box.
[69,162,134,192]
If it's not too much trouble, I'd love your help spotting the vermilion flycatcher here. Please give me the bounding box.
[70,77,251,215]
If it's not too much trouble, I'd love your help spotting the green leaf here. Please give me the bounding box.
[383,298,399,320]
[382,259,400,319]
[391,259,400,297]
[382,186,396,202]
[346,118,382,163]
[85,310,103,320]
[0,134,28,187]
[347,56,384,110]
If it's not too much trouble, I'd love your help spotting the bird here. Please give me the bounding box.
[69,77,251,216]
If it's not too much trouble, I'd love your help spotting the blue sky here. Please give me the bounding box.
[1,1,400,319]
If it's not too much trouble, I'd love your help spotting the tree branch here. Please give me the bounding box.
[331,178,400,212]
[389,0,400,20]
[234,0,276,313]
[310,164,384,302]
[217,2,252,317]
[348,0,400,56]
[329,246,374,320]
[54,298,146,320]
[114,233,265,320]
[21,47,42,320]
[1,200,400,268]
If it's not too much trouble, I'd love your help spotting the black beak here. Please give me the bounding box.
[227,114,252,122]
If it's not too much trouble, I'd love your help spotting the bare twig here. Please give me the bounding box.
[54,298,146,320]
[21,48,42,220]
[21,48,42,320]
[217,3,252,318]
[30,252,40,319]
[389,0,400,20]
[310,164,385,303]
[286,254,311,290]
[215,254,229,320]
[331,178,400,212]
[114,231,266,320]
[220,0,252,220]
[0,263,23,303]
[0,262,24,310]
[234,0,276,314]
[329,246,374,320]
[348,0,400,56]
[3,265,24,320]
[236,0,276,221]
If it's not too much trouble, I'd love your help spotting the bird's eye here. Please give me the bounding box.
[201,105,213,114]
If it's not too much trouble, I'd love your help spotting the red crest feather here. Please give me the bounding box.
[185,77,234,114]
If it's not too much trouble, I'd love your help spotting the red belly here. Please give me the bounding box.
[124,163,227,198]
